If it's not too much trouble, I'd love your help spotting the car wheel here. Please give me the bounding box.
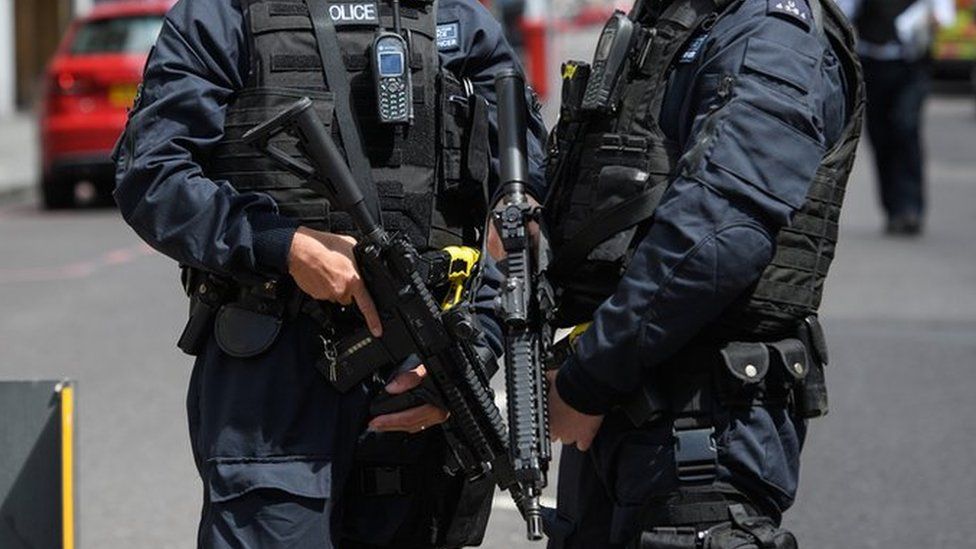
[41,174,75,210]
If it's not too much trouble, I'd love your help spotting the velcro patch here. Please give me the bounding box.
[767,0,811,30]
[437,22,461,51]
[327,1,379,26]
[679,34,709,64]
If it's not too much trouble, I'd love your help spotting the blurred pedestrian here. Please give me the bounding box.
[839,0,956,235]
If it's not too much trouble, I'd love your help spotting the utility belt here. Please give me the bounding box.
[176,246,481,392]
[637,317,824,549]
[626,317,829,426]
[636,485,797,548]
[551,316,827,547]
[636,498,798,549]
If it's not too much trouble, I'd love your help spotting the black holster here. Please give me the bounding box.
[340,429,494,548]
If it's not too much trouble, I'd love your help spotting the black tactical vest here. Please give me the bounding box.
[209,0,489,251]
[545,0,864,337]
[853,0,917,45]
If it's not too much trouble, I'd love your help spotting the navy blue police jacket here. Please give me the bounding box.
[114,0,545,500]
[555,0,847,513]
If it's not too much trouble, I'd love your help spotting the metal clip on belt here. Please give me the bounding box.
[673,419,718,485]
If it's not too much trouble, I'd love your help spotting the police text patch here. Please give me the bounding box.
[679,34,709,64]
[328,1,379,26]
[437,22,461,51]
[767,0,811,30]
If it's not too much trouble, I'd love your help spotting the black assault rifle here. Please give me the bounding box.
[493,70,553,541]
[242,95,545,540]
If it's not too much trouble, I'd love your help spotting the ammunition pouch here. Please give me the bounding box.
[439,75,490,217]
[619,316,829,430]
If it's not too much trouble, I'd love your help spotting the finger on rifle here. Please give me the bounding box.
[385,365,427,394]
[354,286,383,338]
[487,220,506,260]
[369,404,448,433]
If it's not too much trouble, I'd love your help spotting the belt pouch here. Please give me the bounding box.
[796,360,828,419]
[717,342,769,406]
[766,339,808,405]
[214,303,283,359]
[797,317,829,418]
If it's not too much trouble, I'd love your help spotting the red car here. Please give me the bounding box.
[39,0,174,209]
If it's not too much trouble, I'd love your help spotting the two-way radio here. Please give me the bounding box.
[581,11,635,113]
[373,0,413,125]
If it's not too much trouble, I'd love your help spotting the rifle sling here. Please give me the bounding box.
[304,0,383,224]
[550,183,667,277]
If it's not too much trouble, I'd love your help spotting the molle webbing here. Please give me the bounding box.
[621,0,734,132]
[209,0,481,250]
[718,0,864,337]
[545,0,735,327]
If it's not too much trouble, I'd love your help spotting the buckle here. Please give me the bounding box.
[673,426,718,485]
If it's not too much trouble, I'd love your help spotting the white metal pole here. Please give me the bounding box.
[0,0,15,116]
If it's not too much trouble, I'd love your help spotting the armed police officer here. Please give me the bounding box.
[542,0,863,547]
[113,0,545,546]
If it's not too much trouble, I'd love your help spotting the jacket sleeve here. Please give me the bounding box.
[114,1,298,283]
[438,0,548,201]
[557,9,837,414]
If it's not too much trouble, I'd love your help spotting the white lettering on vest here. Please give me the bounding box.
[329,2,379,25]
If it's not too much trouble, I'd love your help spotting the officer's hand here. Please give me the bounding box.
[547,370,604,452]
[288,227,382,337]
[368,365,449,434]
[487,196,542,261]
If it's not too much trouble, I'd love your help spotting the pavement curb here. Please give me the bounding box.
[0,183,32,205]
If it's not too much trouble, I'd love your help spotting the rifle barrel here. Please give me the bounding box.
[495,69,530,197]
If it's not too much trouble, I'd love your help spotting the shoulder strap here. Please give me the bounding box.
[304,0,383,224]
[549,183,668,277]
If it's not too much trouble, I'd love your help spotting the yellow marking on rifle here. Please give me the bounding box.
[563,64,578,79]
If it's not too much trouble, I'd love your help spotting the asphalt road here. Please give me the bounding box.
[2,39,976,549]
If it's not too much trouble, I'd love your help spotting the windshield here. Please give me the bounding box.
[70,15,163,55]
